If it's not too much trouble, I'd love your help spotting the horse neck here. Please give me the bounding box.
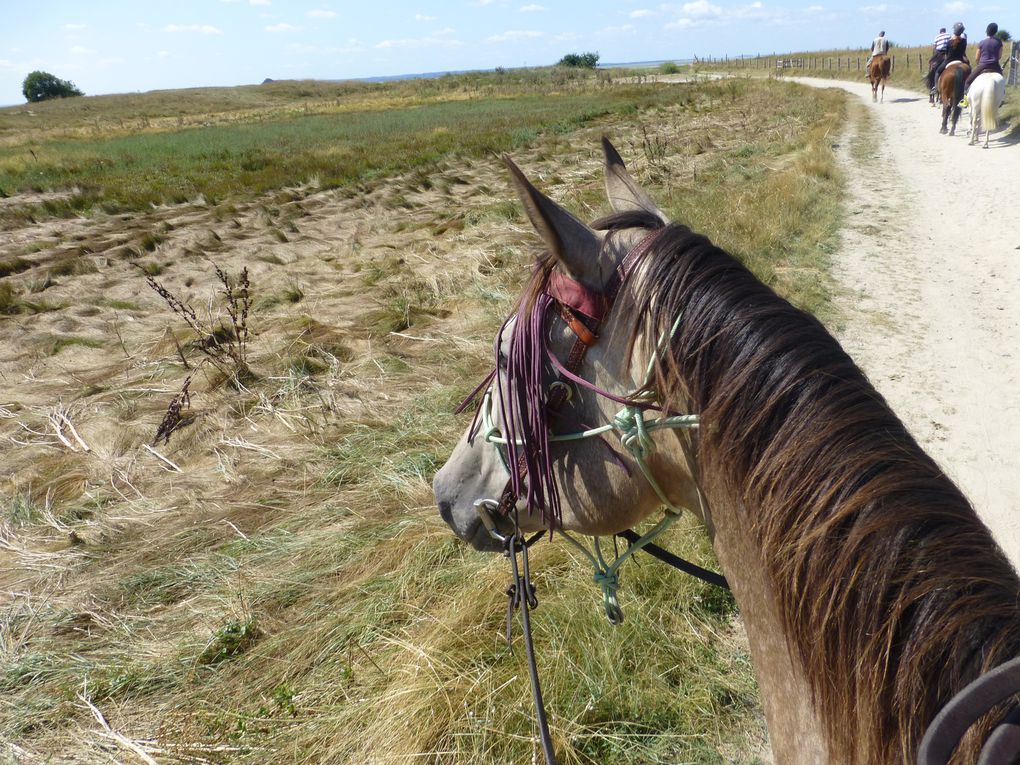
[636,226,1020,763]
[696,469,831,762]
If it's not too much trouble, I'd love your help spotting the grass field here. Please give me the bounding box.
[1,70,847,763]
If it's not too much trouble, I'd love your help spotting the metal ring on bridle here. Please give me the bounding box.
[548,380,573,404]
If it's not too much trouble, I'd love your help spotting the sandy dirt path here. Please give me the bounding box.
[791,77,1020,569]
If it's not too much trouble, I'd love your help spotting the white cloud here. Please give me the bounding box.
[664,0,792,29]
[942,1,968,13]
[471,0,495,5]
[70,45,94,54]
[308,9,337,17]
[415,13,437,21]
[63,23,88,30]
[158,50,170,58]
[486,30,543,43]
[681,1,723,17]
[630,9,656,18]
[265,23,300,32]
[520,3,545,11]
[860,4,890,13]
[598,24,635,35]
[165,24,223,35]
[805,4,824,11]
[376,36,465,48]
[288,41,366,54]
[250,0,271,5]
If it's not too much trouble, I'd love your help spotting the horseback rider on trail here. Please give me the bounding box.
[927,27,950,92]
[866,30,890,73]
[960,22,1004,108]
[934,22,969,90]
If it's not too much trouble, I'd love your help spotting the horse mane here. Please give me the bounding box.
[604,217,1020,764]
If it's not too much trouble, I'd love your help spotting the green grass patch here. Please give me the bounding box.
[1,87,682,222]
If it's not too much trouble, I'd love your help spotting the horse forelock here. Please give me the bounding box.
[620,222,1020,764]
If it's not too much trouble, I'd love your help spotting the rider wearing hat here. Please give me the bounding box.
[934,22,969,89]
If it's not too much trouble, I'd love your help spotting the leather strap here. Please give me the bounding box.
[493,227,666,522]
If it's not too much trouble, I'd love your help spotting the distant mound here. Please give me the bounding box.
[262,78,274,85]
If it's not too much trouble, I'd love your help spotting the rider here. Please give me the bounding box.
[866,30,890,72]
[960,22,1004,106]
[927,27,951,92]
[934,22,969,88]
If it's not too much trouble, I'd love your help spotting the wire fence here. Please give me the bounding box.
[698,47,1019,88]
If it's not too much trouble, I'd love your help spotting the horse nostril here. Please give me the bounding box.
[438,500,454,525]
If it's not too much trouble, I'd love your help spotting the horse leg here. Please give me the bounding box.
[940,104,949,134]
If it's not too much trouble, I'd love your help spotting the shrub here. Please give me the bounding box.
[22,71,84,102]
[659,62,681,74]
[995,29,1011,42]
[557,52,599,69]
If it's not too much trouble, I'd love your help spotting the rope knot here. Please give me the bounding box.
[614,405,654,458]
[593,569,625,624]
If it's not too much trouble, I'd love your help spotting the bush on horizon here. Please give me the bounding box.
[22,70,84,102]
[557,52,599,69]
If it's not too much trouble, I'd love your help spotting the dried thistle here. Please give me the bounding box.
[153,374,193,446]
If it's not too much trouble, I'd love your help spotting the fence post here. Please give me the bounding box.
[891,55,896,73]
[1009,41,1019,87]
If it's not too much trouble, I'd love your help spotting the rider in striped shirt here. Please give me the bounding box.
[927,28,951,92]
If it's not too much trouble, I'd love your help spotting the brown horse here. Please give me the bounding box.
[939,60,970,135]
[868,53,891,102]
[434,139,1020,763]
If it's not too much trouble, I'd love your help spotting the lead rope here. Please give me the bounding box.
[477,501,557,765]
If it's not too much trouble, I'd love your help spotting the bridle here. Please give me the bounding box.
[459,226,728,764]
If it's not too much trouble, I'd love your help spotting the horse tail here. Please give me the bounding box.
[953,66,966,103]
[882,57,891,79]
[980,79,1000,130]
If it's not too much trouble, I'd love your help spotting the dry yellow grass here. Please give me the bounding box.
[1,75,845,763]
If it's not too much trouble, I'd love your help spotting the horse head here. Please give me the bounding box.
[433,138,701,551]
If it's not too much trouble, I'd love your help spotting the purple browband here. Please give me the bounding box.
[546,271,608,321]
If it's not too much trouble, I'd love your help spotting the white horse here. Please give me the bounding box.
[968,72,1006,148]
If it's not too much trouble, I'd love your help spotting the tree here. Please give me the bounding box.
[557,52,599,69]
[22,71,84,103]
[995,29,1011,42]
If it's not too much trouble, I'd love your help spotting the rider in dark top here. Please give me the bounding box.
[934,22,969,87]
[964,23,1004,94]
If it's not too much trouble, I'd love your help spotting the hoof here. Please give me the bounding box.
[940,127,948,134]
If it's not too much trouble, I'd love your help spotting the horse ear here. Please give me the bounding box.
[503,155,601,282]
[601,136,669,224]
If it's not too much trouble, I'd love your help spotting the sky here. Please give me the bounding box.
[2,1,1017,106]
